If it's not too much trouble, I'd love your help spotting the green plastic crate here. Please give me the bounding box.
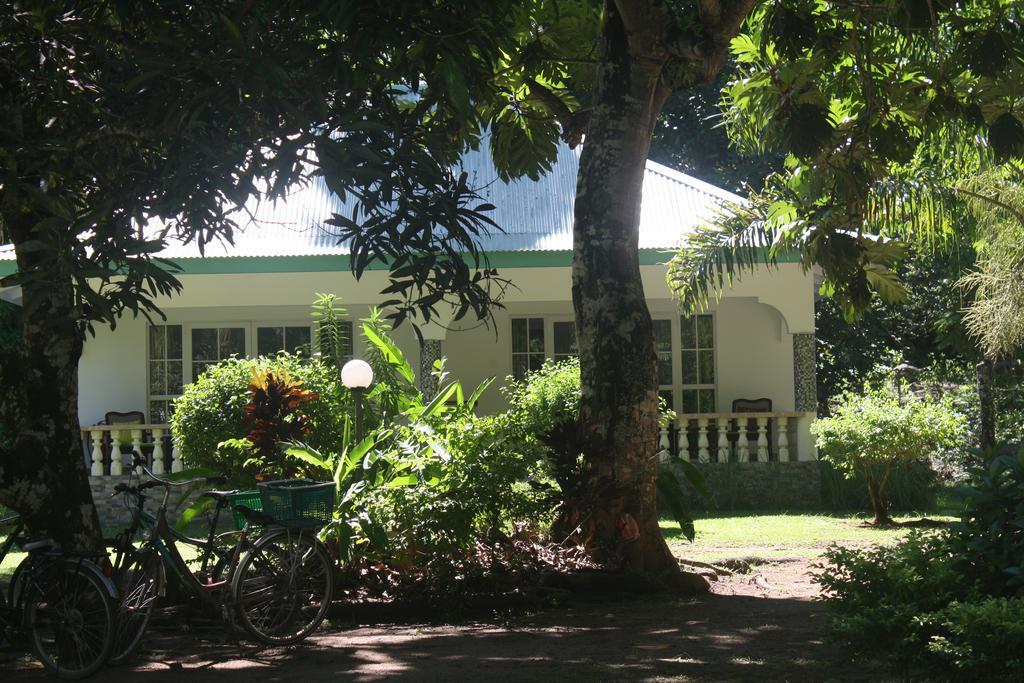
[258,479,334,527]
[227,490,263,530]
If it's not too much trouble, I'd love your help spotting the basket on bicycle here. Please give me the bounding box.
[226,490,263,530]
[257,479,334,527]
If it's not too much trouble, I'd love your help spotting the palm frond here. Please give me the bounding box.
[667,196,791,315]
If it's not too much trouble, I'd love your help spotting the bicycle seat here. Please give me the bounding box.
[22,538,57,552]
[200,489,240,502]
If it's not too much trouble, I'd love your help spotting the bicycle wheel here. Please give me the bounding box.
[25,559,115,679]
[108,549,162,665]
[231,527,333,645]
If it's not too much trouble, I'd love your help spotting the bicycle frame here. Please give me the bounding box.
[112,478,253,612]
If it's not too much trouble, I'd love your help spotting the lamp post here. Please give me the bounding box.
[341,359,374,441]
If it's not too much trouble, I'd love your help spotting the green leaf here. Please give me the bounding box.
[174,496,216,532]
[359,514,389,550]
[285,445,331,472]
[361,322,415,384]
[466,376,495,410]
[420,381,460,419]
[657,470,696,542]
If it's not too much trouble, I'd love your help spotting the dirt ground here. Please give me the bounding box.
[4,555,889,682]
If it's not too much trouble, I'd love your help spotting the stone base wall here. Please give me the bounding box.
[89,475,193,528]
[663,460,822,511]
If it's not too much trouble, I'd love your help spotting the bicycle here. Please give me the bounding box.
[105,456,334,664]
[0,513,116,679]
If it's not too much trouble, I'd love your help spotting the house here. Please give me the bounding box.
[0,141,818,505]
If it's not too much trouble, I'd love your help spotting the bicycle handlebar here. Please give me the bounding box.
[129,453,227,490]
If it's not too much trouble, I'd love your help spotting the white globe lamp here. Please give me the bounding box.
[340,359,374,389]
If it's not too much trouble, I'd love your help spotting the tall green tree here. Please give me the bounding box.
[0,0,529,549]
[670,1,1024,319]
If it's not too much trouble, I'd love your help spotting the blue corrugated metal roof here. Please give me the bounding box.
[0,140,740,262]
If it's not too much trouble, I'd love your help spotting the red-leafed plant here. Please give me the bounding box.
[244,368,318,478]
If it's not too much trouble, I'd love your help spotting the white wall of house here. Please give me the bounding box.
[77,260,817,458]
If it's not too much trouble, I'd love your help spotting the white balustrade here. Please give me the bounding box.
[660,411,810,463]
[777,416,790,462]
[151,428,166,474]
[696,417,710,463]
[756,417,769,462]
[171,443,183,473]
[109,431,123,475]
[79,424,172,477]
[716,421,729,461]
[89,429,104,476]
[658,424,670,464]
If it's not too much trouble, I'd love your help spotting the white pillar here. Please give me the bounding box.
[756,417,769,462]
[89,429,104,476]
[716,420,729,462]
[130,429,144,469]
[795,413,818,461]
[737,418,750,462]
[697,417,710,463]
[658,424,670,464]
[151,428,165,474]
[171,443,183,473]
[110,431,123,476]
[777,416,790,462]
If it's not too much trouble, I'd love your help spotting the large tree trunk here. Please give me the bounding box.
[0,217,102,551]
[561,2,681,579]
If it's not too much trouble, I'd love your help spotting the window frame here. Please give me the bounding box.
[145,320,329,423]
[254,321,316,358]
[510,316,548,380]
[146,324,184,424]
[679,312,718,414]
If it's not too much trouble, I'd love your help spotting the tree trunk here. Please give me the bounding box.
[976,358,996,451]
[561,1,683,580]
[0,218,102,551]
[865,477,892,526]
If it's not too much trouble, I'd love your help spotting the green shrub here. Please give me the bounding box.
[951,452,1024,595]
[819,451,1024,680]
[170,354,350,477]
[819,458,939,513]
[819,535,1024,680]
[818,533,975,674]
[813,384,964,523]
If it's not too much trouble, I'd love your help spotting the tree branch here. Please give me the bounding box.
[526,78,591,147]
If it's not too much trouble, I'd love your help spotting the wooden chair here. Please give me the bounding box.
[732,398,773,461]
[101,410,145,472]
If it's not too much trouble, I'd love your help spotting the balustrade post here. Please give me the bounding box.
[777,416,790,462]
[658,424,670,464]
[697,417,710,463]
[89,429,104,476]
[753,417,770,464]
[171,443,183,473]
[151,428,166,474]
[757,417,769,462]
[109,432,123,475]
[130,429,144,470]
[716,419,729,462]
[737,418,750,462]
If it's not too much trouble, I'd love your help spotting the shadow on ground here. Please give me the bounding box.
[5,591,884,682]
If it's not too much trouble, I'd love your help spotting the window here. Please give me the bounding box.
[653,319,674,410]
[552,321,578,361]
[680,314,715,413]
[191,326,246,380]
[148,325,183,423]
[511,318,545,379]
[257,325,312,356]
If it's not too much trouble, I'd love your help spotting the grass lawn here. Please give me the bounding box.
[662,511,954,564]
